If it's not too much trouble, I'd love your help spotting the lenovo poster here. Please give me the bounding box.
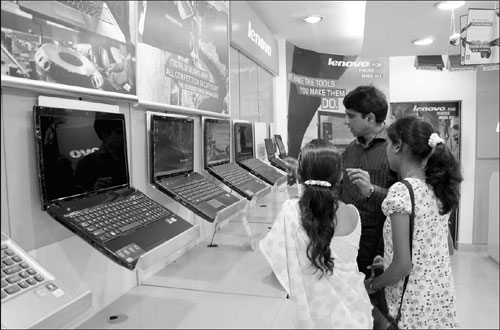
[136,1,229,113]
[390,101,461,246]
[286,42,389,157]
[1,1,136,95]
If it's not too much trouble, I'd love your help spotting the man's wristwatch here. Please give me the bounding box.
[366,185,375,199]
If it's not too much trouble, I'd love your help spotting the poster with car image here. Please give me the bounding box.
[136,1,229,114]
[1,1,135,95]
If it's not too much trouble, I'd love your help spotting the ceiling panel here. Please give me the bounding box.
[245,1,498,57]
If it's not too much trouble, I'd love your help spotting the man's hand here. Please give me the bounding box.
[346,168,372,197]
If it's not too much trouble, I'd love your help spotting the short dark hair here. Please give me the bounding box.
[343,85,388,123]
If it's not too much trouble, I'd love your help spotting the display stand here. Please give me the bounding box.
[136,224,201,283]
[210,198,255,251]
[26,235,133,329]
[7,288,93,329]
[274,174,288,187]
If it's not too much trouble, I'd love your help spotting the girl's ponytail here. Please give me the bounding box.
[425,143,463,215]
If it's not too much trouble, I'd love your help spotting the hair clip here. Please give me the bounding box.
[428,133,444,149]
[304,180,332,187]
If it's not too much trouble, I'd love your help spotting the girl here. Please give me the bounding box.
[366,116,463,328]
[260,139,373,329]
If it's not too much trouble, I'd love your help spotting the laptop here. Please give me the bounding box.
[1,231,85,329]
[274,134,288,159]
[18,1,126,43]
[234,122,286,185]
[264,138,288,172]
[150,114,240,221]
[33,106,193,270]
[202,117,268,200]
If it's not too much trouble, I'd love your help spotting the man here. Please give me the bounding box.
[339,85,398,279]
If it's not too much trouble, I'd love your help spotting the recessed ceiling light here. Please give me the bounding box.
[412,37,434,46]
[435,1,465,10]
[303,15,324,24]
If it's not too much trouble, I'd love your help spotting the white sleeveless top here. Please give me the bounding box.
[259,199,373,329]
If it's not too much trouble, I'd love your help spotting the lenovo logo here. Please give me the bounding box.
[248,21,272,56]
[328,58,370,67]
[412,105,446,112]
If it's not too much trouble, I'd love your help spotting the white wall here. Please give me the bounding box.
[274,39,289,144]
[389,56,477,245]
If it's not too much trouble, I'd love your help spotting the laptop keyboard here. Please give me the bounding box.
[64,192,172,243]
[213,164,253,185]
[272,157,288,168]
[58,0,115,24]
[242,158,284,182]
[171,179,225,204]
[1,243,49,301]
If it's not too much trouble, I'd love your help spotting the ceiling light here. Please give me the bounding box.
[412,37,434,46]
[435,1,465,10]
[303,15,324,24]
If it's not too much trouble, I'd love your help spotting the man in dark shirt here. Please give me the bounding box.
[339,85,398,280]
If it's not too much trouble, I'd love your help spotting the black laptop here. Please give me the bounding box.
[150,114,240,221]
[264,138,288,172]
[233,122,286,185]
[33,106,193,270]
[274,134,288,159]
[202,117,268,200]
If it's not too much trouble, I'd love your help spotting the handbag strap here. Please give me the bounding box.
[395,179,415,324]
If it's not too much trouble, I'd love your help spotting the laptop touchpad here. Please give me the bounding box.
[207,199,223,209]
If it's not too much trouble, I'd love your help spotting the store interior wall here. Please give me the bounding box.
[273,39,289,142]
[474,68,500,245]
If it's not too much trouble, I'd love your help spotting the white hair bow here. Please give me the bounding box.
[428,133,444,149]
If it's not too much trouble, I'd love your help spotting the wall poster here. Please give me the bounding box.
[461,8,499,65]
[286,42,389,158]
[1,1,136,95]
[317,111,351,153]
[390,101,462,247]
[136,1,229,114]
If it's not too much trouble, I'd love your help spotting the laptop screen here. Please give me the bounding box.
[150,115,194,180]
[234,122,254,162]
[274,135,287,155]
[33,106,129,209]
[203,118,231,168]
[264,139,276,158]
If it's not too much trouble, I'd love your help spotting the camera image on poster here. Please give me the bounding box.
[462,8,499,65]
[136,1,229,113]
[1,1,136,95]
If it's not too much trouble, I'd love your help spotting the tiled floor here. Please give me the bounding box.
[78,186,500,329]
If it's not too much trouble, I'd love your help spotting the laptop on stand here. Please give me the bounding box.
[1,231,89,329]
[33,106,193,270]
[233,122,286,185]
[202,117,268,201]
[149,114,240,222]
[274,134,288,159]
[264,138,288,172]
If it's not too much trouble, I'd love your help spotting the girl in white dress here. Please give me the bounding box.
[259,139,373,329]
[366,116,462,329]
